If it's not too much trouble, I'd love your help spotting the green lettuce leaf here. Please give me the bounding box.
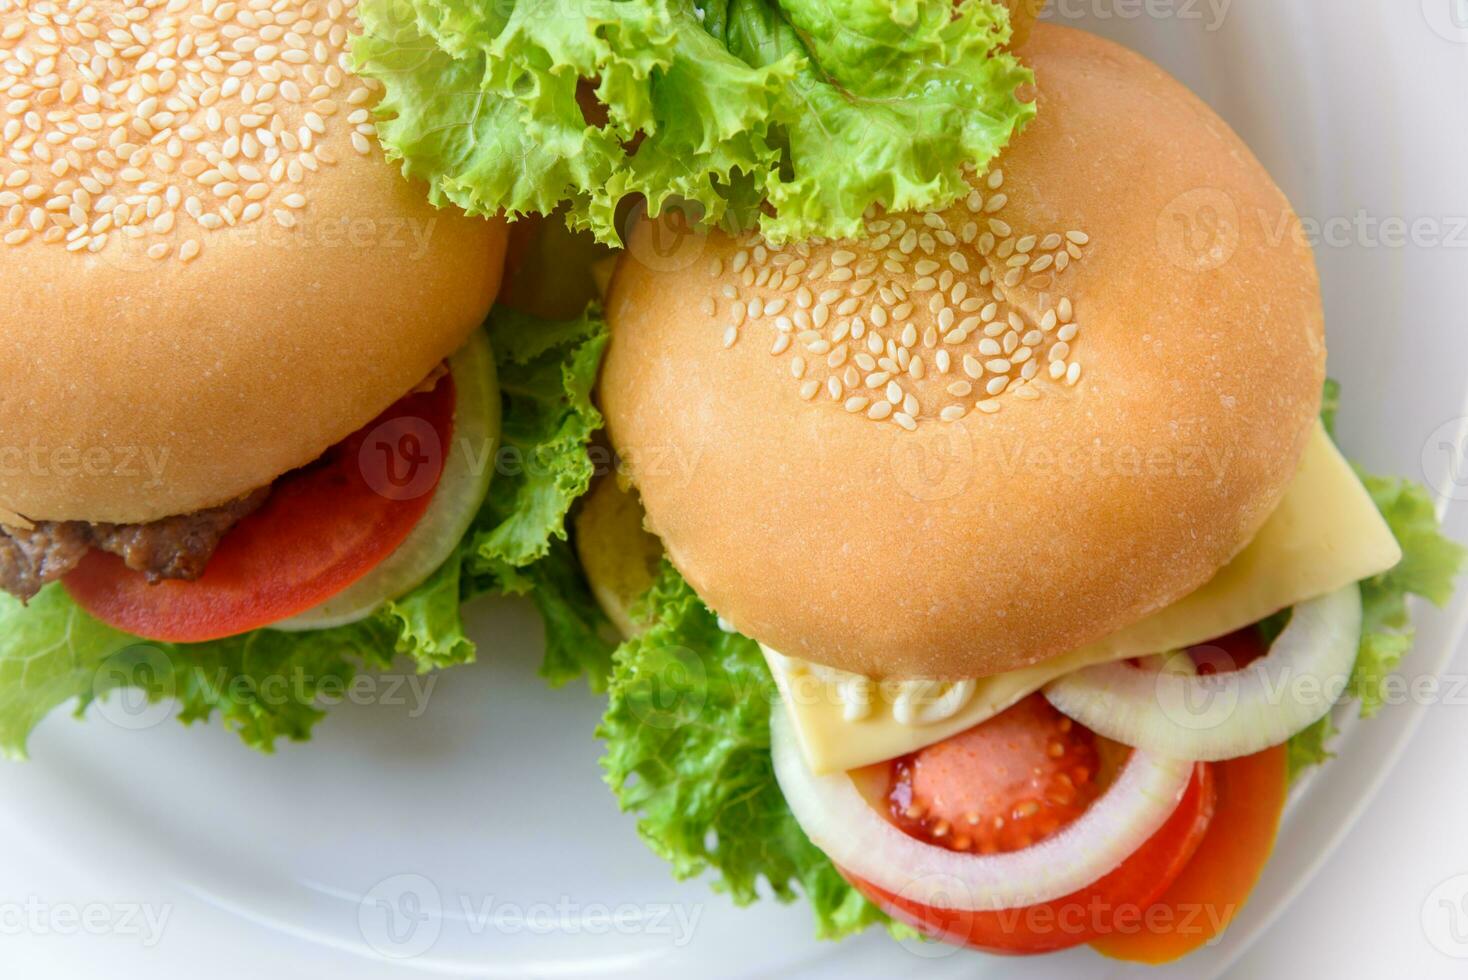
[599,563,896,940]
[526,538,619,692]
[0,304,614,756]
[0,558,469,760]
[353,0,1034,244]
[1286,382,1465,777]
[463,303,616,690]
[596,379,1463,914]
[464,304,608,593]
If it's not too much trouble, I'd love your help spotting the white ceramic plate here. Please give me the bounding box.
[3,2,1467,977]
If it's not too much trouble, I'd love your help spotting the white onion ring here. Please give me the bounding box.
[771,702,1193,911]
[1043,584,1362,762]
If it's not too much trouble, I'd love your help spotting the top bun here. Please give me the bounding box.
[0,0,507,524]
[600,24,1326,680]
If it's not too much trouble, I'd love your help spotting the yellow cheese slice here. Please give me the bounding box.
[766,422,1403,774]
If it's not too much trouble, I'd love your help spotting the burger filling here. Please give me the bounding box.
[0,488,270,602]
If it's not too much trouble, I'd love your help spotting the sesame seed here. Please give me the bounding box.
[985,376,1008,396]
[867,401,893,420]
[0,0,374,263]
[977,399,1002,414]
[1058,323,1079,342]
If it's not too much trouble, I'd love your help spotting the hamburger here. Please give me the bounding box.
[566,23,1463,963]
[0,0,614,756]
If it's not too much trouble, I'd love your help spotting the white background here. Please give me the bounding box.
[4,676,1468,979]
[2,0,1467,977]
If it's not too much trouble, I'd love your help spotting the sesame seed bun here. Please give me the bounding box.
[0,0,507,524]
[599,23,1326,680]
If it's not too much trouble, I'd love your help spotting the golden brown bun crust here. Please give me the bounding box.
[601,24,1325,680]
[0,1,507,524]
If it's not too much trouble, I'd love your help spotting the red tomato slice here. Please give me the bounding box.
[1090,744,1288,964]
[64,376,455,643]
[885,695,1105,854]
[846,695,1217,955]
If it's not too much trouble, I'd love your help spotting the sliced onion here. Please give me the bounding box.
[274,330,500,631]
[1044,584,1362,762]
[770,702,1193,911]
